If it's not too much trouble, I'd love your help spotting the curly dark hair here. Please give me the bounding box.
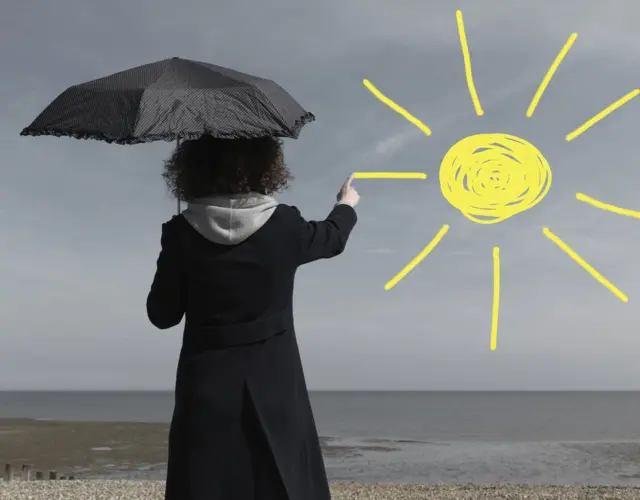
[162,135,292,201]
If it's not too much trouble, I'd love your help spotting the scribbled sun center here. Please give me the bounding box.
[439,133,552,224]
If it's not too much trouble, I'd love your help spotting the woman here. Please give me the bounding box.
[146,134,359,500]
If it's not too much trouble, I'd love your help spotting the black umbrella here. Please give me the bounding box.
[20,57,315,143]
[20,57,315,212]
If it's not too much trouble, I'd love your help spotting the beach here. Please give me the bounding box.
[5,421,640,500]
[4,392,640,487]
[3,481,640,500]
[5,416,640,485]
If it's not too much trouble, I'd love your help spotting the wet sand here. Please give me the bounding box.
[2,481,640,500]
[0,418,389,478]
[0,418,169,477]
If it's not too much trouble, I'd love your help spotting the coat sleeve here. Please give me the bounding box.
[292,203,358,265]
[146,221,185,329]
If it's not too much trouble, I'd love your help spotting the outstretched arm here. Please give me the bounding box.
[294,202,358,265]
[146,221,185,329]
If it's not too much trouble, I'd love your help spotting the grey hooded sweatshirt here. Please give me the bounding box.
[182,193,279,245]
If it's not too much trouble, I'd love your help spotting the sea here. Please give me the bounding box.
[2,391,640,484]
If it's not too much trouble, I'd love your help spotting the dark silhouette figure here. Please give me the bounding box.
[147,136,359,500]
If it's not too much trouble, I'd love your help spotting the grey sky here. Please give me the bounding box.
[1,0,639,390]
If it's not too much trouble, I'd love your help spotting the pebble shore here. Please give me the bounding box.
[2,481,640,500]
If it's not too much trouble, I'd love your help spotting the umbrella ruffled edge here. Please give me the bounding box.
[19,111,316,144]
[289,110,315,138]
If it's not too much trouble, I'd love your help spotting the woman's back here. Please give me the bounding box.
[147,197,356,354]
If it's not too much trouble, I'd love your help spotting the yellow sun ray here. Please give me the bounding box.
[354,172,427,179]
[385,224,450,291]
[542,227,628,302]
[362,79,432,136]
[566,89,639,141]
[491,246,500,351]
[526,33,578,117]
[576,193,640,219]
[456,10,484,116]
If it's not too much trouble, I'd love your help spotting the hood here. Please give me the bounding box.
[182,193,278,245]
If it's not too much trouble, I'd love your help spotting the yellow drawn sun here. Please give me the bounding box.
[357,10,640,351]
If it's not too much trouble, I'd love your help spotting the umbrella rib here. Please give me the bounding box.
[132,62,173,136]
[189,60,292,135]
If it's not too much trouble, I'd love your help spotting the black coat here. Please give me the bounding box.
[146,203,358,500]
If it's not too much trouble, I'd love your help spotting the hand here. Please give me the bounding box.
[337,173,360,208]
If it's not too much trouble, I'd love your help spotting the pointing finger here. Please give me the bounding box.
[346,173,355,187]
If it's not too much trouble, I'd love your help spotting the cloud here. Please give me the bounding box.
[365,247,396,254]
[374,129,418,156]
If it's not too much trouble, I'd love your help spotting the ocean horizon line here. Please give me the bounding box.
[2,389,640,393]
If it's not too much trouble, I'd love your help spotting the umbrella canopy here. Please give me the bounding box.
[20,57,315,144]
